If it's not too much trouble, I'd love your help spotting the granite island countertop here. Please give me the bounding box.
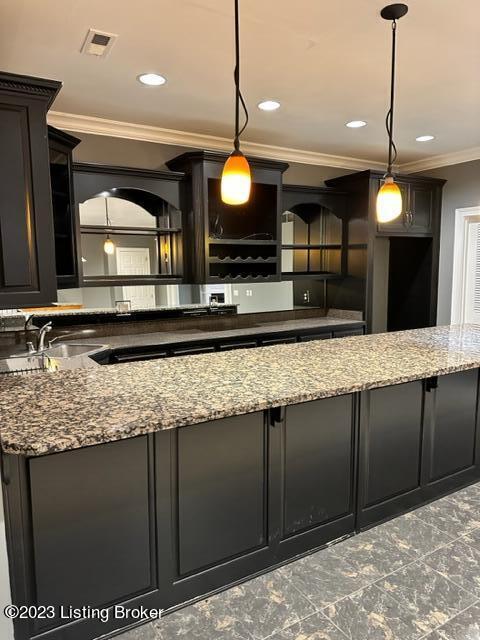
[1,324,480,457]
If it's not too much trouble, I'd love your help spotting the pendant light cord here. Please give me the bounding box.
[104,198,112,231]
[386,19,398,174]
[233,0,249,150]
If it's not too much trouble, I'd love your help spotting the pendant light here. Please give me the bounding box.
[103,198,115,255]
[376,3,408,223]
[221,0,251,206]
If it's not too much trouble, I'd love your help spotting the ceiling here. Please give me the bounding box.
[1,0,479,167]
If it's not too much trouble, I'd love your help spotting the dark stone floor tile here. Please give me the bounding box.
[413,497,480,537]
[279,546,371,608]
[424,540,480,597]
[323,584,421,640]
[462,527,480,551]
[330,526,413,582]
[268,612,347,640]
[377,560,476,636]
[188,569,316,640]
[425,601,480,640]
[374,512,453,559]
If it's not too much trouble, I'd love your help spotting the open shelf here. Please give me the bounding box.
[208,273,279,283]
[281,272,343,281]
[209,238,277,245]
[81,225,181,235]
[282,243,342,250]
[209,256,277,264]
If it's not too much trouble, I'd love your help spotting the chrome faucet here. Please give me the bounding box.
[37,322,53,352]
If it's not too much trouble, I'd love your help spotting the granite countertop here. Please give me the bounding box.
[1,325,480,457]
[71,316,365,350]
[12,303,236,318]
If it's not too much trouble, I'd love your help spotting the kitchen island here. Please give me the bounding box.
[1,325,480,640]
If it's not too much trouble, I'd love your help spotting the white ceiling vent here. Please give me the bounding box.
[81,29,118,57]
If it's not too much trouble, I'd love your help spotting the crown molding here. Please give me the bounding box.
[47,111,386,172]
[400,147,480,174]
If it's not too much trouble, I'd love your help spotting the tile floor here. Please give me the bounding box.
[118,482,480,640]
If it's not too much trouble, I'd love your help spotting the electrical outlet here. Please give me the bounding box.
[246,289,253,297]
[303,290,310,303]
[233,289,239,297]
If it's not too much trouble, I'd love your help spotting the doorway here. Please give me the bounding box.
[116,247,156,309]
[451,207,480,324]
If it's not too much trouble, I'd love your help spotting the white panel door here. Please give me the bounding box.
[464,221,480,323]
[116,247,156,309]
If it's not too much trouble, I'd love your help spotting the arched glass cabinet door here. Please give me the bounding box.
[281,203,343,277]
[78,188,182,288]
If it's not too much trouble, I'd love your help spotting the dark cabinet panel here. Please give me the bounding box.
[29,437,155,626]
[409,184,433,234]
[333,328,364,338]
[429,370,479,481]
[171,345,216,357]
[282,397,354,536]
[260,336,297,346]
[48,126,80,288]
[362,382,424,508]
[298,332,333,341]
[218,339,258,350]
[177,413,267,574]
[112,350,169,363]
[0,74,60,307]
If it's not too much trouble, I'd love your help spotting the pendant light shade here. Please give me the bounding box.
[221,149,251,205]
[103,198,115,255]
[376,176,402,223]
[221,0,251,205]
[376,3,408,223]
[103,237,115,255]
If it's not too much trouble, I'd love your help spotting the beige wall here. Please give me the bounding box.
[71,132,350,186]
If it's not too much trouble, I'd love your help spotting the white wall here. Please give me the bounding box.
[418,161,480,325]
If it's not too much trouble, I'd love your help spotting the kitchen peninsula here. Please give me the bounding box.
[1,325,480,640]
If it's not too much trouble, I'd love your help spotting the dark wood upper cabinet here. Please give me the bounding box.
[73,163,185,288]
[167,151,288,283]
[48,126,81,289]
[0,72,61,308]
[374,178,435,236]
[280,185,348,281]
[325,170,445,333]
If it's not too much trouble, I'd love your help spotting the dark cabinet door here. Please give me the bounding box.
[428,370,480,482]
[155,413,272,609]
[358,381,425,527]
[409,184,433,234]
[28,437,157,635]
[376,180,410,235]
[0,80,59,307]
[271,396,356,558]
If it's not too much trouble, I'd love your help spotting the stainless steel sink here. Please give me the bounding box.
[41,343,108,358]
[4,343,108,373]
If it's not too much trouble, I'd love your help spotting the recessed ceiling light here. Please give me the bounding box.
[346,120,367,128]
[258,100,280,111]
[137,73,167,86]
[416,135,435,142]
